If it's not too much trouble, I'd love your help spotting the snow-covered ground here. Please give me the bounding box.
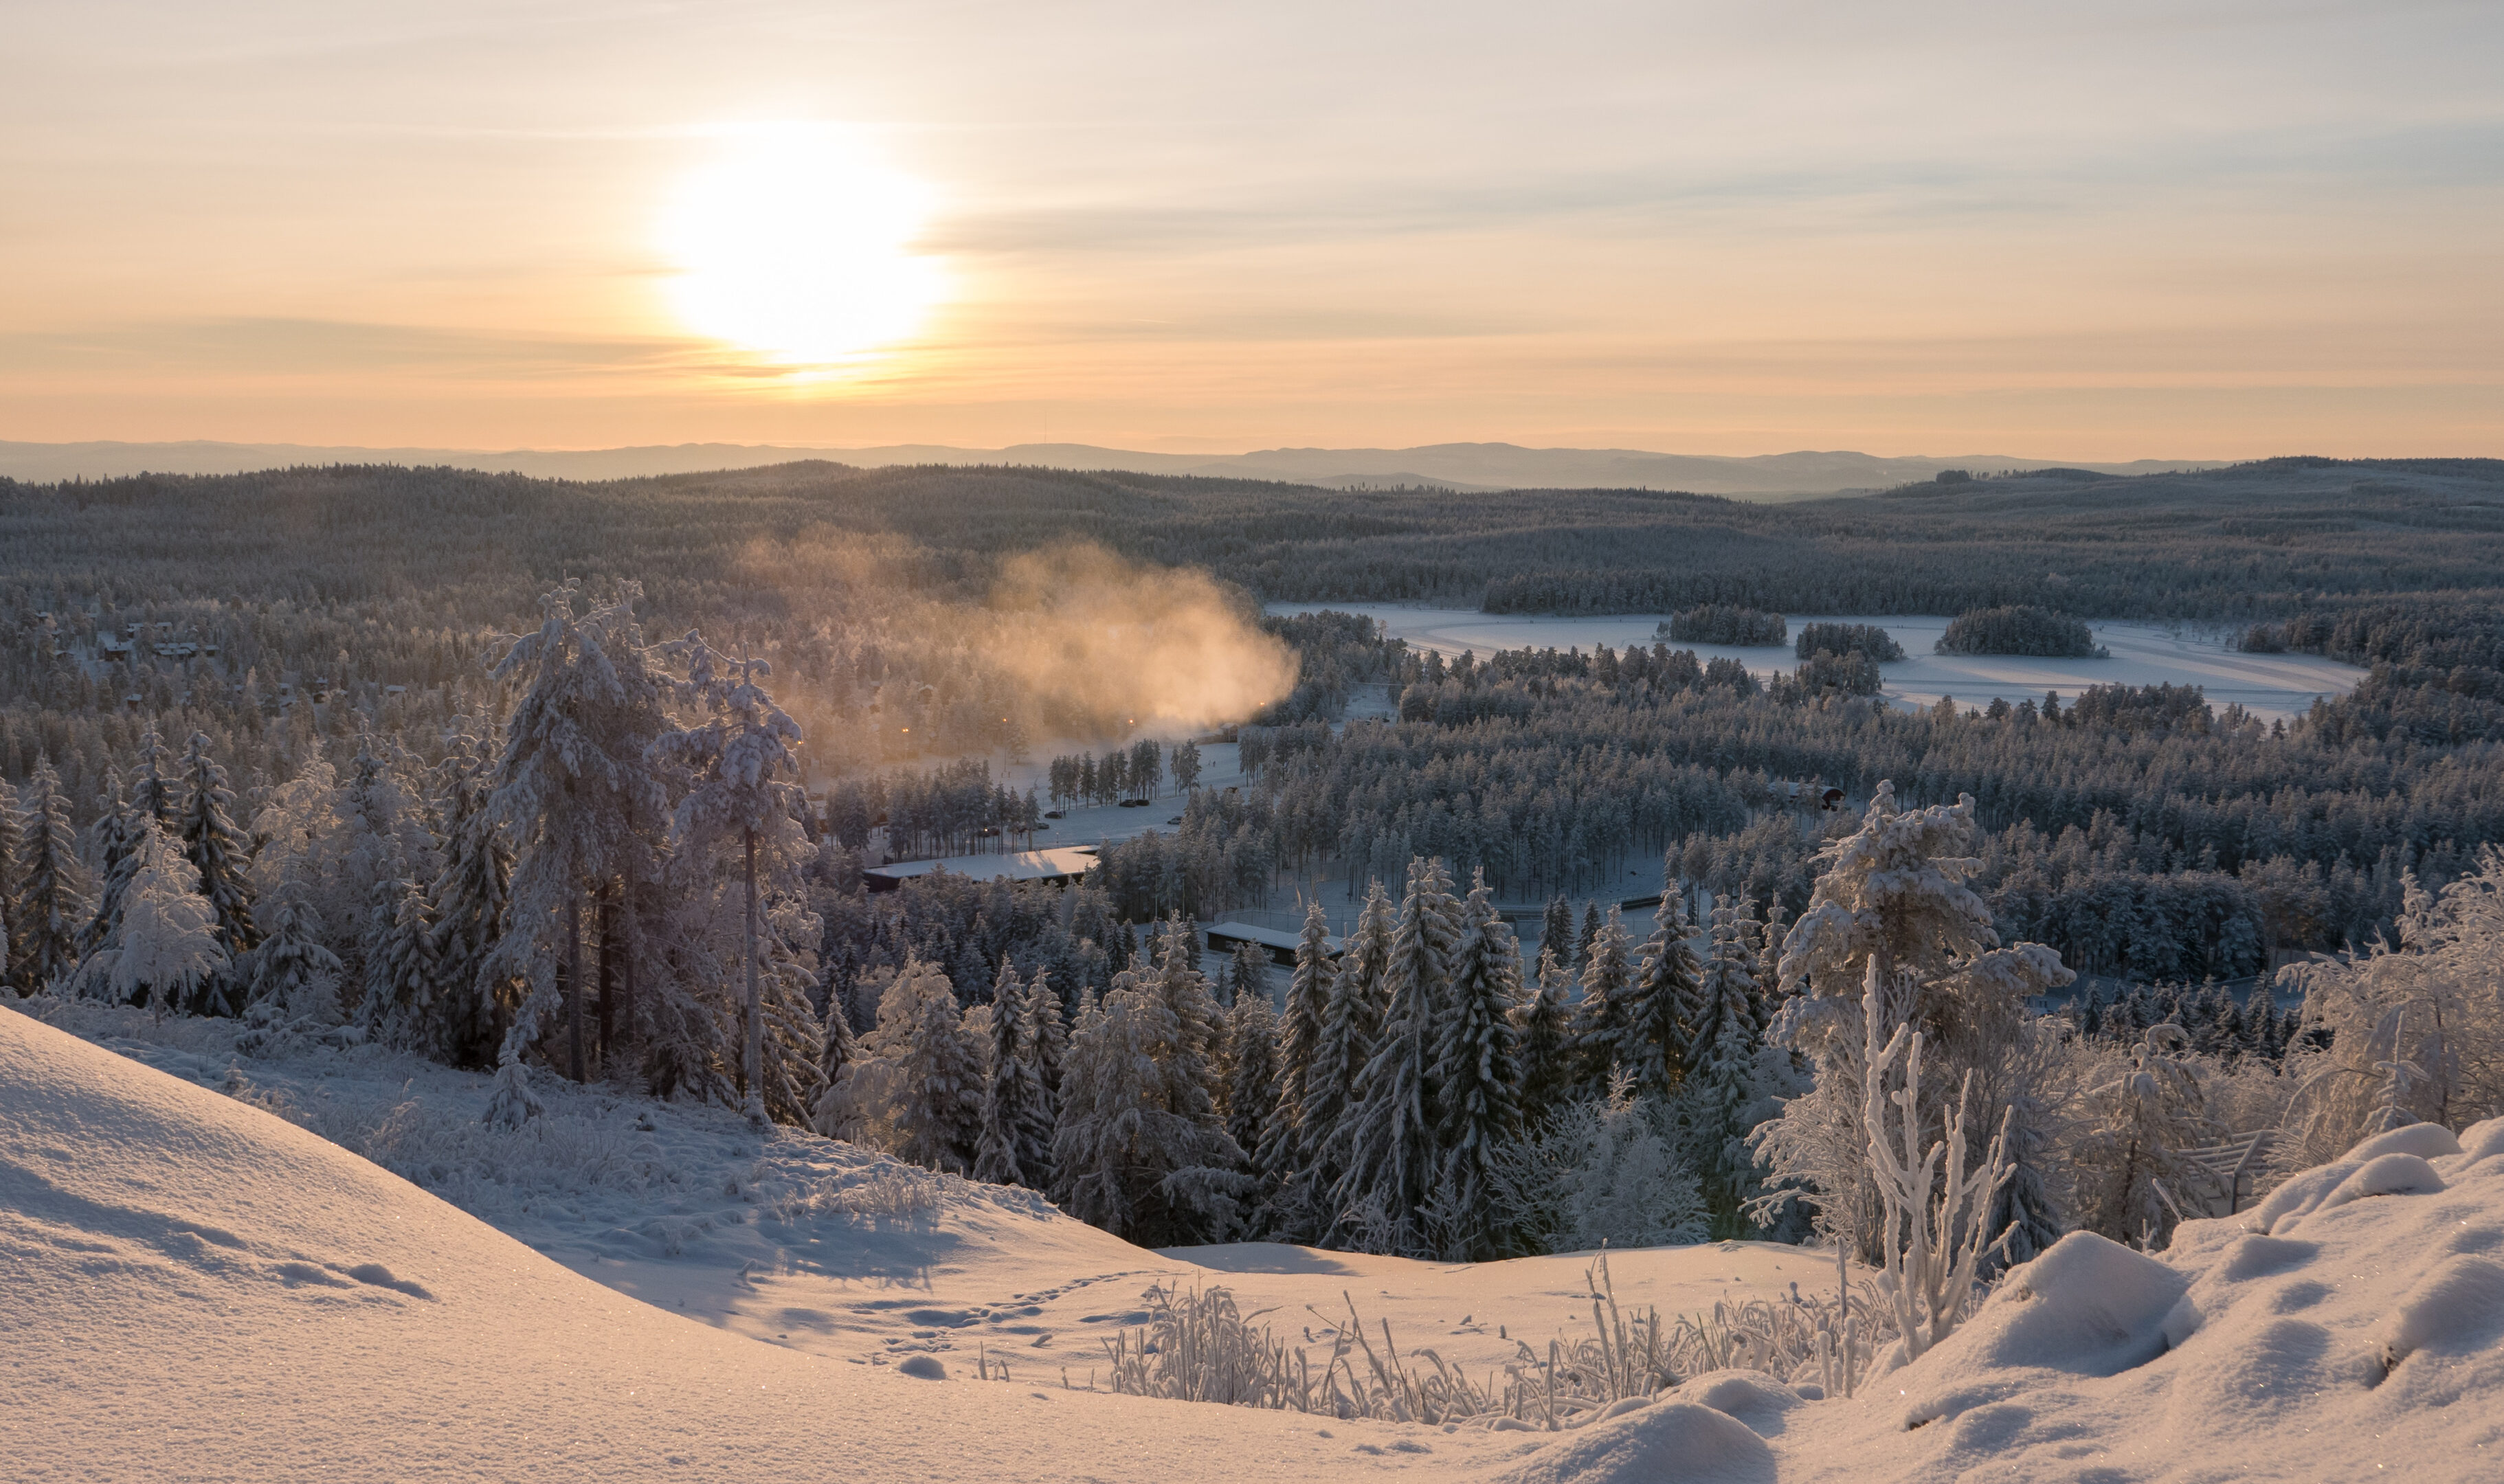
[14,1000,2503,1482]
[1269,605,2369,723]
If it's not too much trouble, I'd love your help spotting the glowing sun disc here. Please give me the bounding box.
[660,124,944,365]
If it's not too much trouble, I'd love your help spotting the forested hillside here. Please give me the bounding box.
[4,453,2502,1265]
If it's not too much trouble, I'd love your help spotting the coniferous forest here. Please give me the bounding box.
[3,454,2502,1262]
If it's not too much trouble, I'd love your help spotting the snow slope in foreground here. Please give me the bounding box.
[13,1000,2504,1483]
[0,1007,1538,1483]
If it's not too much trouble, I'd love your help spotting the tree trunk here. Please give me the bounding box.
[744,822,764,1125]
[596,882,618,1076]
[618,880,638,1077]
[566,889,585,1082]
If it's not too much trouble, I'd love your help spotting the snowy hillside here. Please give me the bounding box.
[12,1001,2503,1482]
[0,1005,1536,1482]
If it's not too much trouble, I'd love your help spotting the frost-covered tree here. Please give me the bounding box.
[1257,899,1337,1237]
[0,784,19,992]
[1145,914,1225,1126]
[1023,966,1068,1099]
[1541,897,1574,966]
[247,878,346,1024]
[1600,877,1704,1097]
[656,631,809,1125]
[80,820,226,1015]
[1230,938,1272,1010]
[1690,900,1767,1210]
[1433,869,1523,1258]
[2072,1024,2210,1248]
[1752,782,2072,1252]
[11,761,87,991]
[359,878,440,1048]
[483,582,672,1116]
[127,730,176,828]
[80,787,143,965]
[1514,945,1576,1124]
[425,725,512,1068]
[2277,855,2504,1165]
[1488,1071,1707,1255]
[1050,972,1249,1244]
[975,959,1051,1188]
[175,733,259,971]
[1337,856,1462,1255]
[1569,904,1635,1090]
[891,957,984,1173]
[1222,987,1282,1202]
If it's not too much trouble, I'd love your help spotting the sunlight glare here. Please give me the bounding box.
[660,124,944,368]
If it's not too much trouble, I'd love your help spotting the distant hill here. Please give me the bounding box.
[0,437,2220,498]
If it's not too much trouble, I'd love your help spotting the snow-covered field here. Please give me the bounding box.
[12,1000,2503,1482]
[1270,605,2369,723]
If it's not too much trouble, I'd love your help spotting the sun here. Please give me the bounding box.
[659,124,945,368]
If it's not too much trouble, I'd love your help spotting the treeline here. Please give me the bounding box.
[1794,622,1903,662]
[1937,605,2104,657]
[1664,605,1785,646]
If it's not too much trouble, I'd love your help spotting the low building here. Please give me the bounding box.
[862,846,1100,893]
[1205,920,1343,967]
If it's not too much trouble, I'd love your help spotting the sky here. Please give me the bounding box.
[3,0,2499,459]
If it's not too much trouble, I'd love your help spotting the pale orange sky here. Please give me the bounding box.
[3,1,2499,460]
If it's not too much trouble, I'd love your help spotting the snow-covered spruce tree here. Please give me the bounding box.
[656,630,809,1126]
[1023,965,1069,1099]
[1337,855,1463,1255]
[1577,901,1602,969]
[80,786,142,967]
[79,820,226,1015]
[1222,985,1282,1199]
[0,784,19,993]
[1049,972,1250,1244]
[240,877,348,1049]
[1689,900,1767,1213]
[2068,1022,2211,1248]
[245,756,348,958]
[358,877,440,1048]
[1541,897,1574,966]
[175,733,260,982]
[1146,914,1226,1122]
[891,957,984,1173]
[425,725,512,1068]
[1602,873,1706,1098]
[1256,899,1337,1239]
[2277,855,2504,1164]
[128,730,176,829]
[1432,868,1524,1259]
[12,761,88,991]
[1568,904,1636,1092]
[1750,781,2071,1255]
[1311,881,1394,1159]
[1514,945,1577,1124]
[481,582,672,1122]
[808,974,862,1138]
[1230,938,1272,1009]
[974,959,1049,1187]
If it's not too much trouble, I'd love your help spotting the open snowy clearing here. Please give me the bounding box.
[1270,605,2368,723]
[13,1002,2504,1482]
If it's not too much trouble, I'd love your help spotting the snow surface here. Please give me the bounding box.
[13,1000,2504,1482]
[1268,606,2367,723]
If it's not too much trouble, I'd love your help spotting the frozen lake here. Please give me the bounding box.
[1270,603,2368,722]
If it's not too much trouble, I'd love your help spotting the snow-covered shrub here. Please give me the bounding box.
[1488,1072,1707,1255]
[2277,852,2504,1167]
